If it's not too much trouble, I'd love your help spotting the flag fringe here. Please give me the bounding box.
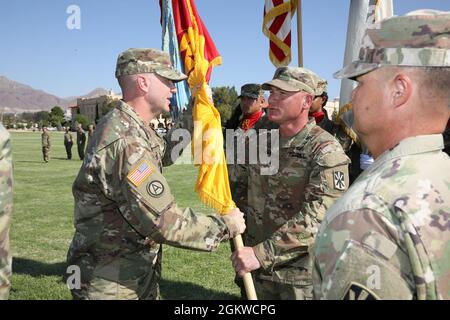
[195,187,235,215]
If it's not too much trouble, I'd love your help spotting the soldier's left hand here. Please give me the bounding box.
[230,247,261,277]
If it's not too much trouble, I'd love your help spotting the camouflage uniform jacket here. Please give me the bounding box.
[77,130,86,146]
[313,134,450,300]
[239,119,350,285]
[0,124,13,300]
[41,132,50,147]
[67,101,236,293]
[317,109,338,137]
[227,112,274,212]
[64,132,74,144]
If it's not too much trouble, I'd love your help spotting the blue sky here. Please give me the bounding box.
[0,0,448,101]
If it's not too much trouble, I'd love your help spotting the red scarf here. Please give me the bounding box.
[240,110,263,131]
[309,111,325,125]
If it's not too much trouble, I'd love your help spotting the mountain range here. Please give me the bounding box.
[0,75,111,113]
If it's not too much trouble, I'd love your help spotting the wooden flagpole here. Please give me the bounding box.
[297,0,303,67]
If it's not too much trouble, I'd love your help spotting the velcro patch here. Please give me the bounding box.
[342,282,380,300]
[127,160,155,187]
[333,171,346,190]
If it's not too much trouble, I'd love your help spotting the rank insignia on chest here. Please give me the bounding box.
[333,171,346,190]
[127,160,155,187]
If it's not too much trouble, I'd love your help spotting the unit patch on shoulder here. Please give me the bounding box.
[127,160,155,187]
[147,180,165,198]
[342,282,380,300]
[333,171,346,191]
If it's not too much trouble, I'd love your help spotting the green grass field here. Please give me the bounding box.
[9,131,240,300]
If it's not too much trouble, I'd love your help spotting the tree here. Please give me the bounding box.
[212,86,239,125]
[49,106,65,129]
[101,97,117,116]
[75,114,89,130]
[215,104,232,125]
[36,111,50,128]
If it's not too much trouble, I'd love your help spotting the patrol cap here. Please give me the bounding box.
[315,80,328,96]
[115,48,188,82]
[335,10,450,80]
[262,66,319,94]
[239,83,264,99]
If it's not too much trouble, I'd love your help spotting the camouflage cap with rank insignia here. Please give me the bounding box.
[335,10,450,80]
[262,66,319,94]
[238,83,264,99]
[115,48,188,82]
[315,79,328,96]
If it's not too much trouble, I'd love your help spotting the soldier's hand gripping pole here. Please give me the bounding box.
[233,235,258,300]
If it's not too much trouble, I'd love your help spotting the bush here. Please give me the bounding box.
[75,114,89,130]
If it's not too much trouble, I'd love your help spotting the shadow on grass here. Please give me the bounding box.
[12,257,239,300]
[13,257,67,279]
[160,278,238,300]
[15,160,45,163]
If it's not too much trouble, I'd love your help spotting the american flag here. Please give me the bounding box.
[263,0,297,67]
[127,161,154,187]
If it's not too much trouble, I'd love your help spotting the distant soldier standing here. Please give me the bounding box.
[0,124,13,299]
[231,67,350,300]
[41,126,50,162]
[67,48,245,300]
[76,125,86,160]
[313,11,450,300]
[64,127,74,160]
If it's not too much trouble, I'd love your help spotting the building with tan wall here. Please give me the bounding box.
[70,90,168,130]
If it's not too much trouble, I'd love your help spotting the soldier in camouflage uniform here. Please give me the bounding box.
[224,84,267,132]
[230,67,350,300]
[225,84,268,298]
[76,125,86,161]
[64,127,74,160]
[41,126,50,163]
[309,80,337,136]
[313,11,450,300]
[0,124,13,299]
[66,48,245,300]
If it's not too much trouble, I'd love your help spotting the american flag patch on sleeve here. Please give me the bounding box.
[127,160,154,187]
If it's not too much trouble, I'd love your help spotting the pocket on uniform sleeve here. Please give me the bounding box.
[125,159,174,216]
[316,152,350,193]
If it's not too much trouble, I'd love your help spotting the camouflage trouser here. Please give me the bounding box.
[77,143,85,160]
[254,278,313,300]
[42,146,50,162]
[71,256,162,300]
[64,142,73,160]
[71,276,160,300]
[0,256,12,300]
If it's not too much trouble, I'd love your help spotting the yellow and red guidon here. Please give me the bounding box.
[169,0,222,84]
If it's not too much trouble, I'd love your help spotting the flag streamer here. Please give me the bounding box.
[160,0,234,215]
[161,0,191,119]
[263,0,297,67]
